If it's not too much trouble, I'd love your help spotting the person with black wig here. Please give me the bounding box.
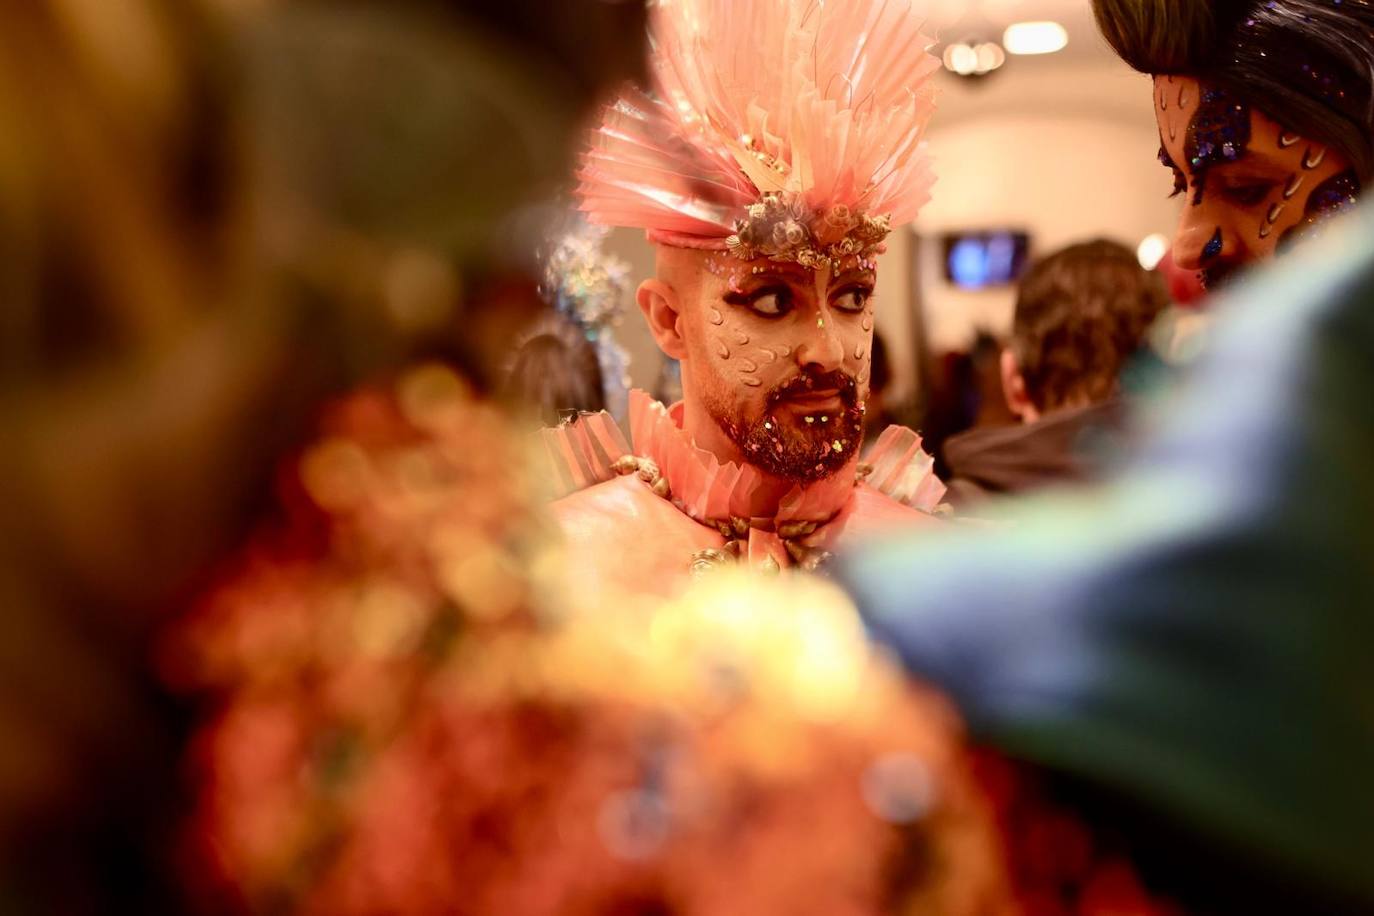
[1092,0,1374,289]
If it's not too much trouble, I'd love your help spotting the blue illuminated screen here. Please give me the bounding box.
[942,231,1030,289]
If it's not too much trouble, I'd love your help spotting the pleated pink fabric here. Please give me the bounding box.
[576,0,942,249]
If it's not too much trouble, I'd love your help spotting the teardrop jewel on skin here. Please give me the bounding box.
[716,341,731,359]
[708,307,725,325]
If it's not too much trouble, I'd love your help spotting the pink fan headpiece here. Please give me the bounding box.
[577,0,942,271]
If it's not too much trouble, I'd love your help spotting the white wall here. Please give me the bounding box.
[603,59,1185,404]
[915,62,1183,352]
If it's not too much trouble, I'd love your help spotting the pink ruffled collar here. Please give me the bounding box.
[627,390,860,527]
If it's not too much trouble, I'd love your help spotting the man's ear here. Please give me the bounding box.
[637,278,688,360]
[1000,347,1039,424]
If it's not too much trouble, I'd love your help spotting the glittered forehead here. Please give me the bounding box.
[704,250,880,286]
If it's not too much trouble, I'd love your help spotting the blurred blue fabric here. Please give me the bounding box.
[841,206,1374,910]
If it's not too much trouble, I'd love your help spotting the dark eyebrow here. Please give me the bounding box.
[831,268,876,286]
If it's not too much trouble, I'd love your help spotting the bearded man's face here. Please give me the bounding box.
[672,251,879,481]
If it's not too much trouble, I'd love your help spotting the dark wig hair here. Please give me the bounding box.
[1092,0,1374,181]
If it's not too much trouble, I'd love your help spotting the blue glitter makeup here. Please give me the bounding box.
[1202,228,1224,261]
[1185,87,1252,205]
[1278,169,1362,252]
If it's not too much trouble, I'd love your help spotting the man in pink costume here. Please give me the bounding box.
[542,0,948,597]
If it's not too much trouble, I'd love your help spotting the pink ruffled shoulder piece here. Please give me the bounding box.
[775,467,864,523]
[629,390,862,525]
[629,390,764,522]
[864,426,947,513]
[537,411,632,500]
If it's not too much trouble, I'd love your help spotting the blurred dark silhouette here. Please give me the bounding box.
[503,317,607,427]
[843,208,1374,914]
[0,1,646,912]
[861,332,896,443]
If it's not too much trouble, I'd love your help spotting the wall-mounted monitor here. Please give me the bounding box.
[941,230,1030,290]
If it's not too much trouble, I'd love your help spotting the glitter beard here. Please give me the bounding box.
[721,369,864,482]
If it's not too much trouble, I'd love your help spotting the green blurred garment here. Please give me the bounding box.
[841,207,1374,912]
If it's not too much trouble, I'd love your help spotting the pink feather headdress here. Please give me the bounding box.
[576,0,942,270]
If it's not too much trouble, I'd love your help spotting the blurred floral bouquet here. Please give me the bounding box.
[164,362,1178,916]
[162,362,1017,915]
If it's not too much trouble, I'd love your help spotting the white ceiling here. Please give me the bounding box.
[930,0,1114,63]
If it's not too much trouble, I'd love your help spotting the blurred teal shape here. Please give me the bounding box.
[841,206,1374,911]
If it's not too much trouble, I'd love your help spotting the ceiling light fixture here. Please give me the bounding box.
[1003,21,1068,56]
[942,41,1005,77]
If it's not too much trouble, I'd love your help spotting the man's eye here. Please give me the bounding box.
[747,290,789,316]
[724,286,793,317]
[831,288,871,312]
[1221,183,1276,207]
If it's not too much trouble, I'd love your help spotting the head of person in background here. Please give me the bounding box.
[1092,0,1374,290]
[943,240,1168,507]
[504,316,607,427]
[1003,240,1169,422]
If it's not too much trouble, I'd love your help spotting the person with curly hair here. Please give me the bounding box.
[943,240,1168,506]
